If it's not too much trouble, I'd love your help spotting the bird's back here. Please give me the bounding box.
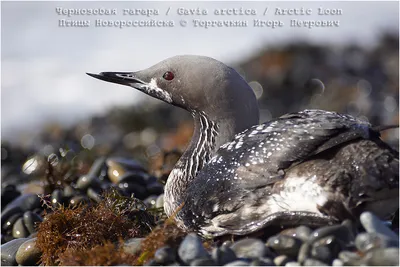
[178,109,399,236]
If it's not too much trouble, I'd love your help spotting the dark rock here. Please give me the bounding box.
[1,185,21,209]
[69,195,89,208]
[309,224,353,244]
[360,212,399,241]
[154,246,176,264]
[231,238,266,259]
[178,233,210,264]
[2,213,22,232]
[310,235,342,264]
[250,257,274,266]
[119,172,148,186]
[87,187,102,203]
[1,194,41,223]
[76,175,102,191]
[12,218,29,239]
[63,185,77,198]
[50,189,64,207]
[146,182,164,195]
[117,182,147,199]
[212,245,237,265]
[15,238,41,266]
[1,238,29,266]
[22,211,43,234]
[267,235,302,258]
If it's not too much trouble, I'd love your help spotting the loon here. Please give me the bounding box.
[87,55,399,237]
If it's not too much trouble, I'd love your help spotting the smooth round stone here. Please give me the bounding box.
[107,157,145,172]
[15,238,41,266]
[117,182,147,199]
[225,260,250,266]
[69,195,89,208]
[311,235,341,263]
[12,218,29,239]
[76,175,101,191]
[144,195,158,208]
[212,245,237,265]
[63,185,77,198]
[155,194,164,209]
[361,247,399,266]
[303,258,328,266]
[123,238,144,255]
[332,259,344,266]
[154,246,176,264]
[231,238,266,259]
[22,211,43,234]
[2,213,22,232]
[309,224,353,244]
[178,233,210,264]
[355,232,399,253]
[190,258,216,266]
[295,226,312,242]
[250,257,274,266]
[50,189,64,207]
[297,243,311,264]
[2,194,41,222]
[274,255,291,266]
[266,235,302,258]
[87,157,107,177]
[107,158,145,184]
[285,261,300,266]
[119,172,148,186]
[360,212,399,241]
[1,185,21,208]
[338,251,361,265]
[146,182,164,195]
[87,187,102,203]
[1,238,29,266]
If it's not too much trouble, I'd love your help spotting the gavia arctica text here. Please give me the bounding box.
[87,55,399,237]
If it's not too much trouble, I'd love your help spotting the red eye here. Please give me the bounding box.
[163,71,174,81]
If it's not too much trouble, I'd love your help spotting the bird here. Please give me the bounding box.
[87,55,399,237]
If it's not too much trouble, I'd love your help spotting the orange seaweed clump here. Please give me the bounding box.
[36,188,155,266]
[135,210,186,265]
[58,241,137,266]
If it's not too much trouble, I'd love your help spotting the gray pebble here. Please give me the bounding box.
[212,245,237,265]
[154,246,176,264]
[231,238,266,259]
[361,247,399,266]
[69,195,89,208]
[338,251,361,265]
[22,211,43,234]
[144,195,158,208]
[2,194,41,223]
[190,258,216,266]
[297,243,311,264]
[285,261,300,266]
[15,238,41,266]
[309,224,353,244]
[225,260,251,266]
[1,238,29,266]
[355,232,399,253]
[50,189,64,207]
[12,218,29,239]
[123,238,144,255]
[87,187,102,203]
[267,235,302,258]
[2,213,22,232]
[295,226,312,242]
[156,194,164,209]
[332,259,344,266]
[178,233,210,264]
[360,212,399,241]
[274,255,291,266]
[251,257,274,266]
[311,235,342,264]
[76,175,101,191]
[63,185,76,198]
[303,258,328,266]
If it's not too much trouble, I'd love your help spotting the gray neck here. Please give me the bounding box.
[164,111,233,216]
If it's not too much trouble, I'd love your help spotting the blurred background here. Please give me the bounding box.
[1,1,399,190]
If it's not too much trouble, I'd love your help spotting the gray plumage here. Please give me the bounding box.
[87,55,399,237]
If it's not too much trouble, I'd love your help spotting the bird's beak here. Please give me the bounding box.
[86,72,146,87]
